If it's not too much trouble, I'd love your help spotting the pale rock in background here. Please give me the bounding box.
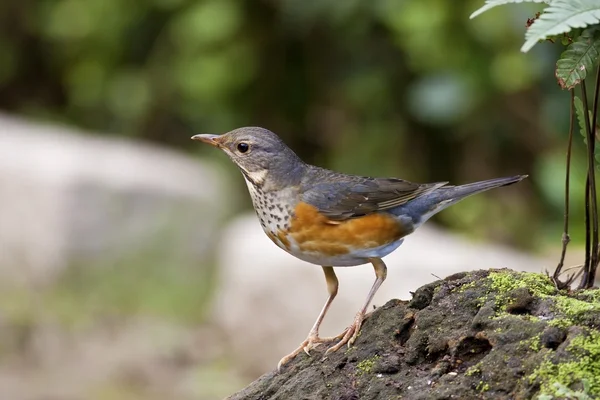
[211,213,551,375]
[0,113,229,286]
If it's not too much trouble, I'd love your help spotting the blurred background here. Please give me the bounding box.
[0,0,590,399]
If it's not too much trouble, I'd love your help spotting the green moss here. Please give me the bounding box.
[554,296,600,322]
[547,318,571,329]
[538,381,594,400]
[578,288,600,304]
[456,281,477,293]
[530,329,600,397]
[528,334,542,352]
[475,271,599,329]
[487,271,556,299]
[471,271,554,314]
[545,294,600,329]
[477,381,490,392]
[493,312,541,323]
[356,356,379,375]
[516,333,542,352]
[465,364,481,376]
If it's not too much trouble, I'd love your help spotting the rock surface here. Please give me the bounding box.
[0,113,229,285]
[228,269,600,400]
[211,214,550,374]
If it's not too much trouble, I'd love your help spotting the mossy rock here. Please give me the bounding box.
[227,269,600,400]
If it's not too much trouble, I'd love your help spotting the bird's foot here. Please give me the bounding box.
[324,312,365,355]
[277,331,347,371]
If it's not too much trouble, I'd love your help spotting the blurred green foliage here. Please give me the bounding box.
[0,254,215,330]
[0,0,586,250]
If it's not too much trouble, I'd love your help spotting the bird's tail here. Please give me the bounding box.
[439,175,528,202]
[394,175,528,227]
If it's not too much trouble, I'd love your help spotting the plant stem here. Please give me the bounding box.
[583,174,591,288]
[579,75,599,289]
[554,90,575,287]
[587,65,600,286]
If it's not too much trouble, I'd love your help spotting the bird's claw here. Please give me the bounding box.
[324,314,364,355]
[278,316,365,371]
[303,340,322,356]
[277,333,343,372]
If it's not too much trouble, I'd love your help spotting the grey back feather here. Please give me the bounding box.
[300,166,447,221]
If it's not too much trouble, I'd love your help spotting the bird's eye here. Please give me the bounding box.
[237,142,250,153]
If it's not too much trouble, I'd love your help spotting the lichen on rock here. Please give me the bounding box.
[228,269,600,400]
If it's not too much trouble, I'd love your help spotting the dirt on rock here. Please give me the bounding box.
[227,269,600,400]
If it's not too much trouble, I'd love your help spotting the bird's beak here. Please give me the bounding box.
[191,134,222,147]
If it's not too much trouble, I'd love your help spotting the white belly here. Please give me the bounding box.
[282,236,405,267]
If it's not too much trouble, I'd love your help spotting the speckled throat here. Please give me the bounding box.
[242,175,296,250]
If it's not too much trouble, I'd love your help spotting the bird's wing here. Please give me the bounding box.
[300,169,447,221]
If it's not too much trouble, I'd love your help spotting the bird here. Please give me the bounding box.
[192,127,527,371]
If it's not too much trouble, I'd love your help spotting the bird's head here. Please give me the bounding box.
[192,127,305,188]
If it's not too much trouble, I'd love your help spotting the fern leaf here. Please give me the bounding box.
[555,27,600,89]
[574,95,588,141]
[574,95,600,161]
[470,0,550,19]
[522,0,600,52]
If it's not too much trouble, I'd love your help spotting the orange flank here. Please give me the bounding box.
[266,231,277,243]
[277,230,291,249]
[266,230,292,250]
[285,202,409,256]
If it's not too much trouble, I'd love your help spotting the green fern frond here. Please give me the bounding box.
[574,95,600,162]
[522,0,600,52]
[574,95,587,141]
[470,0,551,20]
[556,27,600,89]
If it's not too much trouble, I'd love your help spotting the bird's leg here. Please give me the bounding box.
[325,258,387,355]
[277,266,342,371]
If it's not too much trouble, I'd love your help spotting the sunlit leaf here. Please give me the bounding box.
[522,0,600,52]
[470,0,550,20]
